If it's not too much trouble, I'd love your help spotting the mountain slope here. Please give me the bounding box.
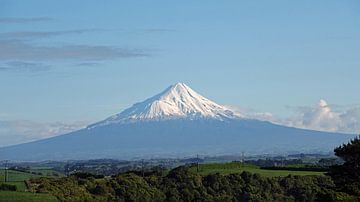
[0,83,356,161]
[0,119,355,160]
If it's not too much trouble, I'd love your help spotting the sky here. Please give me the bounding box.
[1,0,360,146]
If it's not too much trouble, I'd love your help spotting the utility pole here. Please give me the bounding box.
[64,162,70,177]
[141,159,145,178]
[241,152,245,169]
[4,160,9,182]
[196,154,200,173]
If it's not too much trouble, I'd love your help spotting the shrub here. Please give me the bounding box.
[0,183,17,191]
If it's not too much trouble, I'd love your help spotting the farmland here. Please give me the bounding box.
[0,168,63,201]
[189,162,325,177]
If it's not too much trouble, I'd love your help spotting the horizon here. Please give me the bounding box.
[1,0,360,146]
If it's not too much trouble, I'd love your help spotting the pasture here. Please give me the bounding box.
[190,162,325,177]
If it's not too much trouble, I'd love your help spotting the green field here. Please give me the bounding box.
[0,170,38,182]
[0,168,62,201]
[0,170,36,192]
[0,191,57,202]
[28,168,64,177]
[0,168,64,191]
[190,162,325,177]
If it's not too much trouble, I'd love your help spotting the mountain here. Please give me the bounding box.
[89,83,240,128]
[0,83,356,161]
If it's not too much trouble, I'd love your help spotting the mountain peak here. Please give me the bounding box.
[90,83,241,127]
[172,82,187,88]
[161,82,193,99]
[319,99,328,108]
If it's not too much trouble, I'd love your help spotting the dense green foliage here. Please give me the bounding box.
[29,167,357,202]
[328,136,360,197]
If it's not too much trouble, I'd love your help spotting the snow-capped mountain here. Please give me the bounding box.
[90,83,241,128]
[0,83,356,161]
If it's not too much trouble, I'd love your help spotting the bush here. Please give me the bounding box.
[0,183,17,191]
[90,185,106,195]
[72,172,104,179]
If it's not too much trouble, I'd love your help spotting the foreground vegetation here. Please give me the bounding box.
[0,162,329,202]
[28,167,353,201]
[1,136,359,201]
[27,136,360,201]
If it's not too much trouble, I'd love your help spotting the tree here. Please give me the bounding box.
[328,136,360,196]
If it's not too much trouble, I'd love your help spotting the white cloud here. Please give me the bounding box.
[230,100,360,134]
[287,99,342,132]
[339,107,360,133]
[0,120,88,147]
[225,105,282,124]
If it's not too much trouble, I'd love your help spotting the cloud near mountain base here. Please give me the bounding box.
[0,120,87,147]
[231,99,360,134]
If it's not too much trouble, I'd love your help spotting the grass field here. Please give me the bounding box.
[0,168,64,191]
[0,168,59,202]
[0,191,57,202]
[28,168,64,177]
[190,162,325,177]
[0,170,37,192]
[0,168,62,201]
[0,170,39,182]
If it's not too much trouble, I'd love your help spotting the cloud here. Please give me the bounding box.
[141,28,176,33]
[0,120,87,147]
[339,107,360,133]
[0,21,166,64]
[0,40,148,61]
[0,61,50,72]
[0,29,99,40]
[0,17,53,23]
[283,99,343,132]
[75,62,102,67]
[230,100,360,134]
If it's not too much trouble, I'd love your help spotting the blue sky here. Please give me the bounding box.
[1,0,360,145]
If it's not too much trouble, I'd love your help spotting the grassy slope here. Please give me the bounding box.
[0,169,64,191]
[0,168,62,201]
[0,170,39,182]
[0,170,38,192]
[29,168,64,178]
[190,162,325,177]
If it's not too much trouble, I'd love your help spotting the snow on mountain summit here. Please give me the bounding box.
[90,83,241,127]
